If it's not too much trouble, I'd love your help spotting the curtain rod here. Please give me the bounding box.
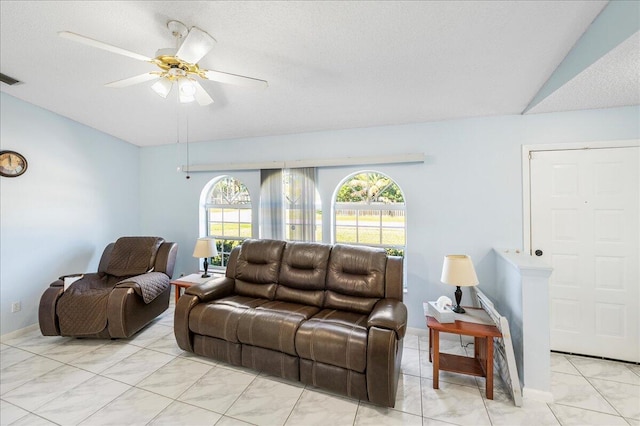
[180,153,425,172]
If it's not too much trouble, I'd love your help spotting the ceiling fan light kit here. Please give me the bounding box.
[151,77,173,98]
[59,19,267,106]
[178,77,197,103]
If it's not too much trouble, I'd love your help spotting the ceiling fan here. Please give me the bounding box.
[59,20,267,106]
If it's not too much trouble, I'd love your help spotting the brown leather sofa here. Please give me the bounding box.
[39,236,178,338]
[175,239,407,407]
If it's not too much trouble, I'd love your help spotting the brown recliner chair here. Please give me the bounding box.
[39,236,178,338]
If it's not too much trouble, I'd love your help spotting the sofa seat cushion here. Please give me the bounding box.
[295,309,368,373]
[189,295,268,342]
[299,359,368,401]
[237,301,320,355]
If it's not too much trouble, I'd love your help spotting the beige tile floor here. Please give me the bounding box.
[1,301,638,425]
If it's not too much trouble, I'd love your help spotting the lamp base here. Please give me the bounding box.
[201,258,210,278]
[452,305,466,314]
[453,285,466,314]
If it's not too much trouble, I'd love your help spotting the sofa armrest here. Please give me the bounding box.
[368,299,408,339]
[175,294,200,352]
[57,273,84,281]
[53,272,99,289]
[116,272,169,304]
[175,277,234,353]
[185,276,235,302]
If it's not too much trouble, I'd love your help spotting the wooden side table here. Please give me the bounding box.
[426,308,502,399]
[170,273,223,304]
[170,279,196,304]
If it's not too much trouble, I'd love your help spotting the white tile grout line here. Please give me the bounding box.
[4,322,638,426]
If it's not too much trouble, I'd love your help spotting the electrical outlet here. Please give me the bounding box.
[11,301,21,313]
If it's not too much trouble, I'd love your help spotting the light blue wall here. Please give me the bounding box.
[0,93,140,335]
[139,105,640,329]
[2,91,637,334]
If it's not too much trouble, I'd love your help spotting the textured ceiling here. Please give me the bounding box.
[528,31,640,114]
[0,1,635,147]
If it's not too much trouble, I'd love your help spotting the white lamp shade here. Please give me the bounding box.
[441,255,479,287]
[151,78,173,98]
[178,77,196,103]
[192,237,218,258]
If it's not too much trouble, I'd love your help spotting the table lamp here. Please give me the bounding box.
[441,254,479,314]
[192,237,218,278]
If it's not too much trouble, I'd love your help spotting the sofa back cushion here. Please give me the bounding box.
[105,236,164,277]
[325,244,387,314]
[276,242,331,307]
[234,239,286,300]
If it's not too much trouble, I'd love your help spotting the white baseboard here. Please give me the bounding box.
[523,387,554,403]
[0,323,39,342]
[406,326,428,337]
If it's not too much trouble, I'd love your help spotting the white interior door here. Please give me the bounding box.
[530,147,639,362]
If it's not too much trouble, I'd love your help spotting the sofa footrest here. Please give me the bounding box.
[242,345,299,381]
[193,335,242,366]
[300,359,368,401]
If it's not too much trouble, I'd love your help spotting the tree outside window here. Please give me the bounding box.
[334,172,405,257]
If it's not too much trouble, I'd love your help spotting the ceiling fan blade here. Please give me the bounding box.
[202,69,268,89]
[105,73,158,88]
[192,80,214,106]
[175,26,216,64]
[58,31,153,62]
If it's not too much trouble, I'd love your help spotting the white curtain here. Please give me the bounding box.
[287,167,317,241]
[260,169,284,240]
[260,167,317,241]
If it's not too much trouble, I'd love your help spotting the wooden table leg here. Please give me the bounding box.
[486,336,494,399]
[174,285,180,305]
[432,330,439,389]
[429,328,433,362]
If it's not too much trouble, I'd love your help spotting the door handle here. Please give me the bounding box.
[535,249,543,256]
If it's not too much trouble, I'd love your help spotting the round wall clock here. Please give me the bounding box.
[0,150,28,177]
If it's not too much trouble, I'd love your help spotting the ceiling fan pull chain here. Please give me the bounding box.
[185,114,191,180]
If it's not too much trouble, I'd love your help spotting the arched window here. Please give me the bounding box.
[333,171,405,257]
[204,175,252,268]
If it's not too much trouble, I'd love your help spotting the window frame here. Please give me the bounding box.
[333,202,405,250]
[202,175,252,269]
[332,171,406,257]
